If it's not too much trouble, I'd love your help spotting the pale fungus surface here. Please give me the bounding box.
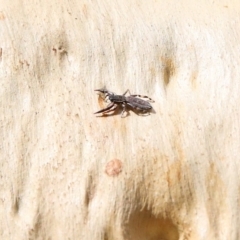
[0,0,240,239]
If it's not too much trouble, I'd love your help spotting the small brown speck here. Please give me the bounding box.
[0,12,5,20]
[52,47,57,53]
[105,159,122,176]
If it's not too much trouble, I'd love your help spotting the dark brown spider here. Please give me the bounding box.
[94,88,154,117]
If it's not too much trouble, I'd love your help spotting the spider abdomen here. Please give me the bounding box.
[126,96,152,110]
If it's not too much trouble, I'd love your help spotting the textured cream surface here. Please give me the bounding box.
[0,0,240,239]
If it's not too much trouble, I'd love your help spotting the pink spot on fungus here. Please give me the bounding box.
[105,159,122,176]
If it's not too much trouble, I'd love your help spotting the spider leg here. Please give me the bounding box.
[120,103,128,118]
[123,90,154,102]
[94,102,115,114]
[100,103,118,114]
[95,90,111,103]
[94,88,107,94]
[123,89,131,96]
[130,94,155,102]
[138,110,151,116]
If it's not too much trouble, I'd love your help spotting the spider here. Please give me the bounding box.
[94,88,154,117]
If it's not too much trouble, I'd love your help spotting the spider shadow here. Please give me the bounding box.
[95,106,156,118]
[130,107,156,117]
[95,106,124,118]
